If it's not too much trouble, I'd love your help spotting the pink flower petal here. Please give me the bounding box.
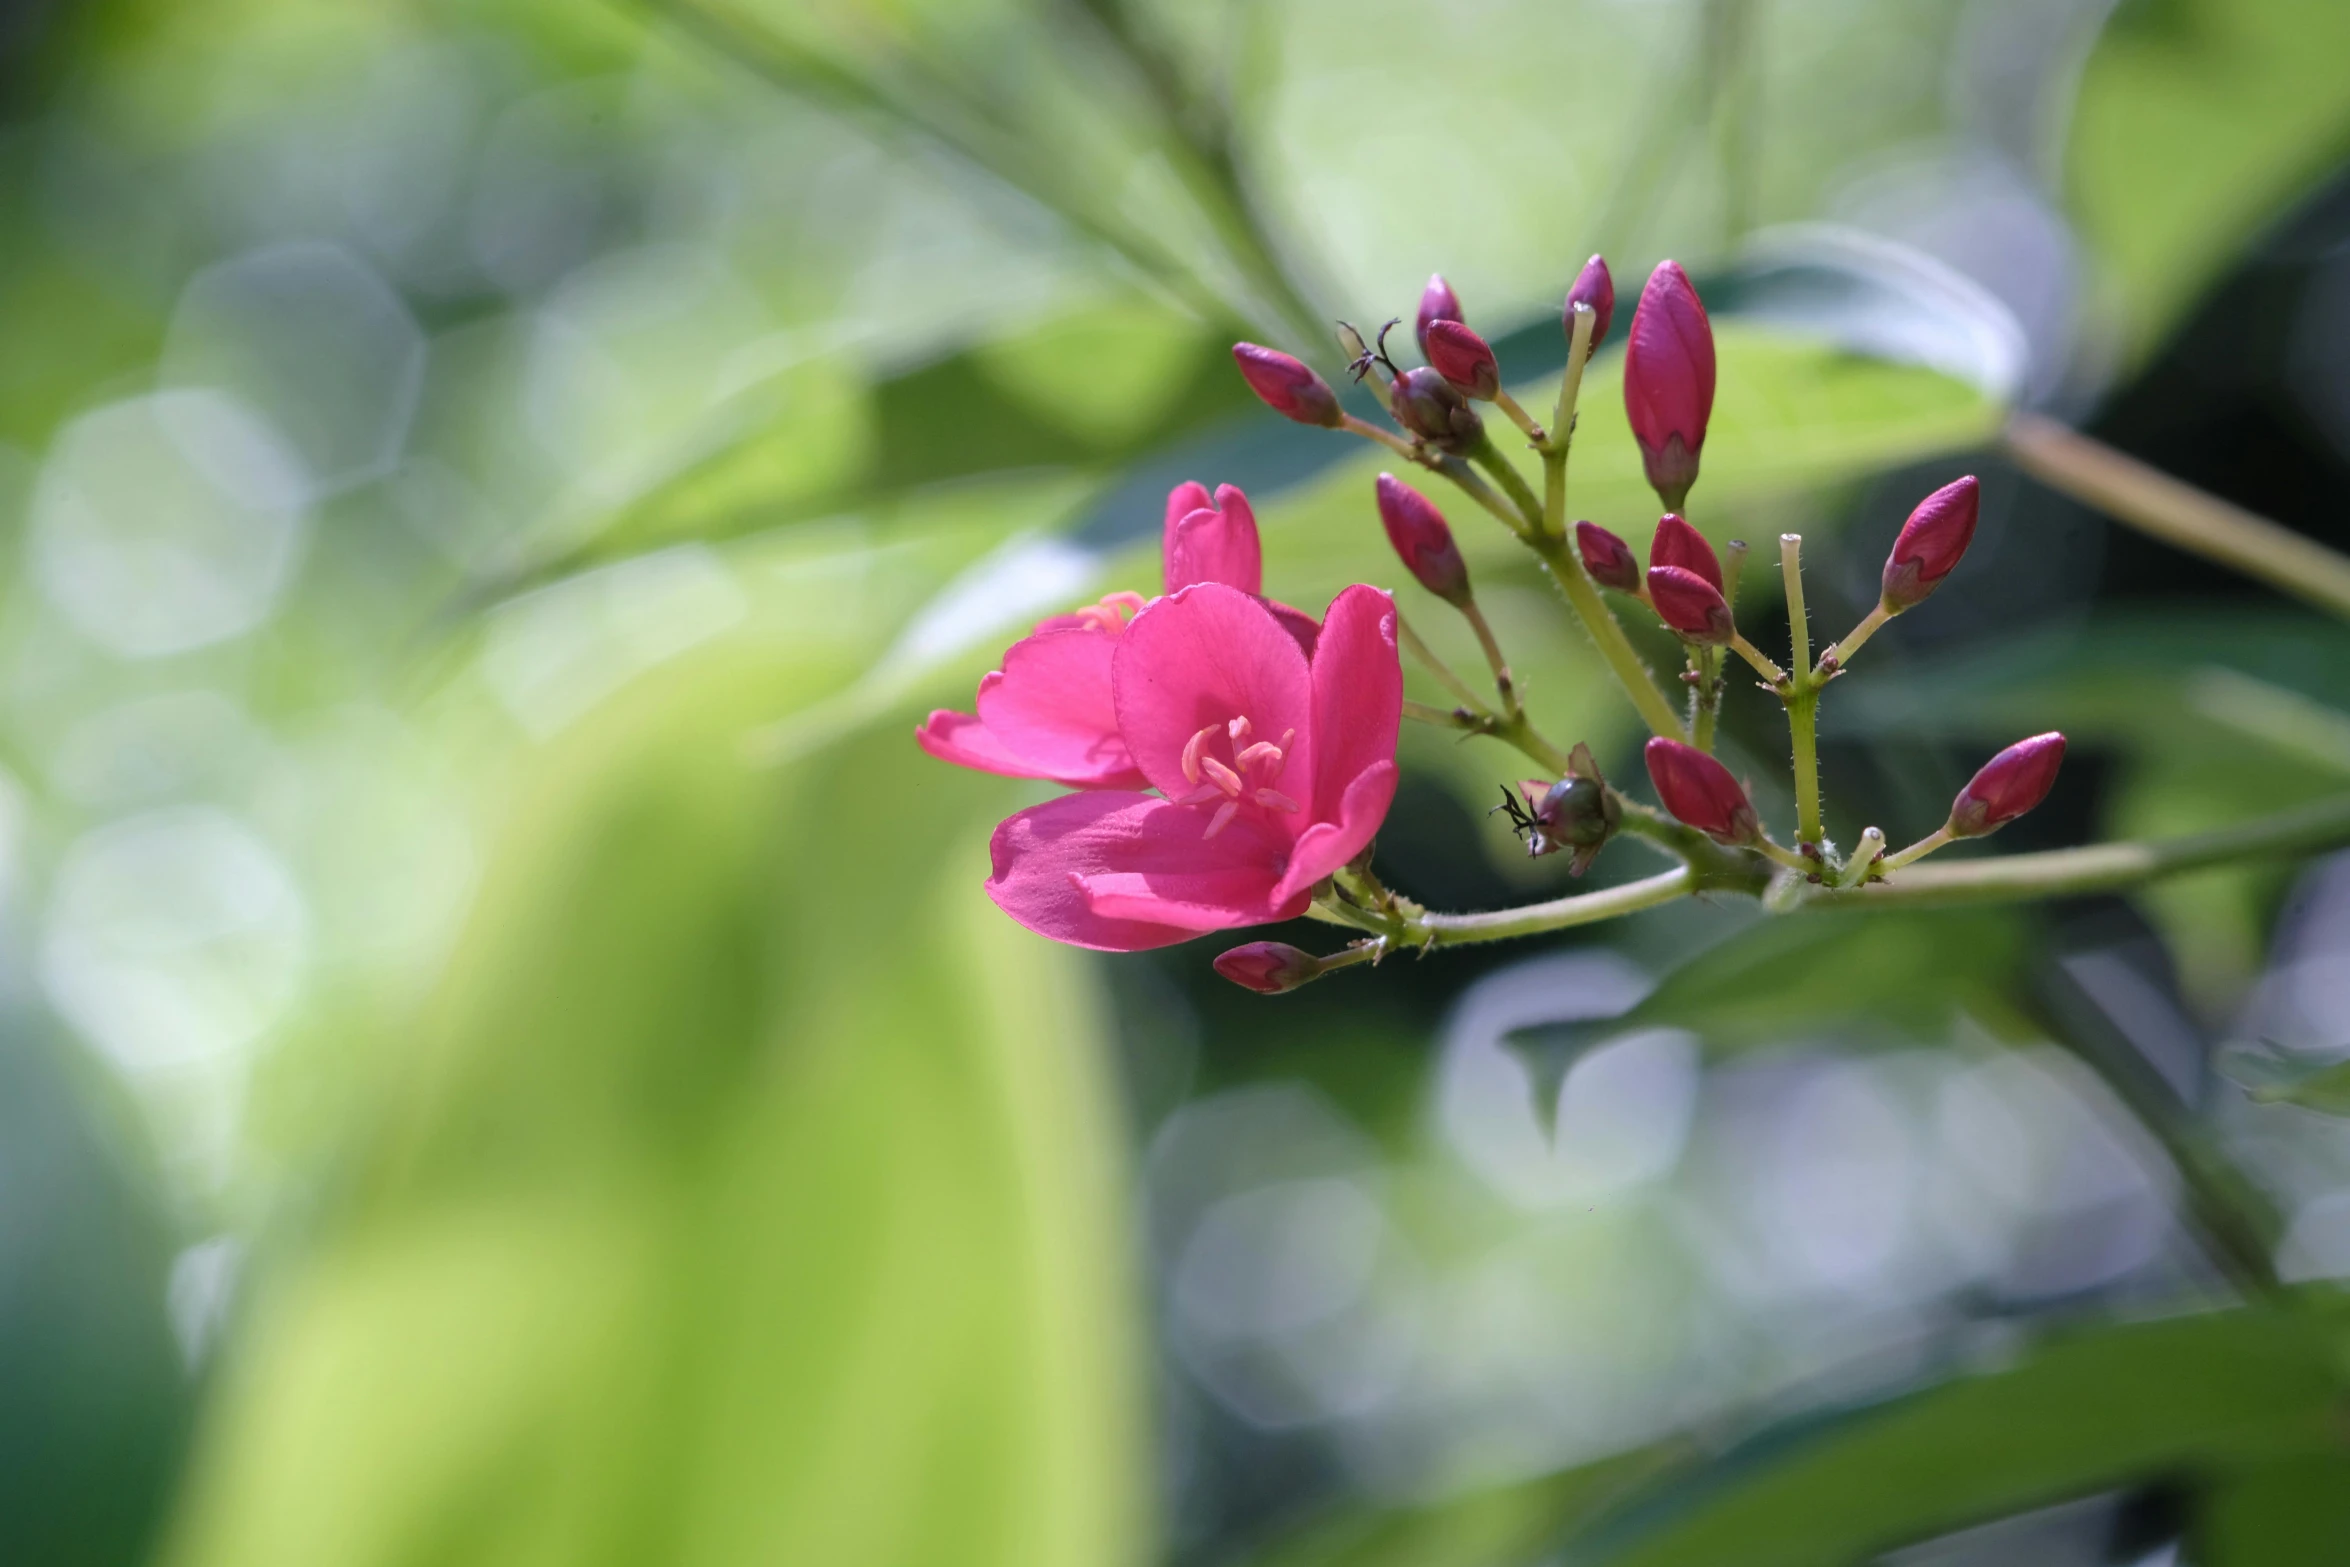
[964,624,1143,787]
[1275,760,1398,903]
[986,792,1294,951]
[1266,599,1320,659]
[1112,583,1315,802]
[1161,480,1212,569]
[1163,483,1263,595]
[1303,584,1402,824]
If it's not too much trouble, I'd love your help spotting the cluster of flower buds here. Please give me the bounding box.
[1644,513,1733,645]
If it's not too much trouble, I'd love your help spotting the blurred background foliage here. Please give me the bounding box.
[3,0,2350,1563]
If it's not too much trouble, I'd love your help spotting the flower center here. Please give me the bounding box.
[1173,715,1299,838]
[1071,590,1148,635]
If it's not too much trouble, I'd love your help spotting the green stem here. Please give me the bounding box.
[1396,612,1492,716]
[1470,437,1544,529]
[1881,825,1953,872]
[1823,602,1891,670]
[1690,647,1721,753]
[1530,535,1688,741]
[1788,686,1823,847]
[1418,867,1697,946]
[1820,793,2350,907]
[1459,599,1518,715]
[1431,455,1532,539]
[1540,304,1599,542]
[1493,390,1547,444]
[2006,413,2350,623]
[1837,827,1885,887]
[1340,413,1422,463]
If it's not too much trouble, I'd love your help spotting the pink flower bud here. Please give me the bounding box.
[1622,261,1716,510]
[1233,343,1342,428]
[1376,473,1471,605]
[1389,366,1484,450]
[1424,319,1500,400]
[1644,737,1759,845]
[1576,521,1640,593]
[1564,254,1614,353]
[1213,941,1321,994]
[1881,475,1981,613]
[1648,512,1722,592]
[1416,273,1463,357]
[1948,732,2066,838]
[1647,565,1733,644]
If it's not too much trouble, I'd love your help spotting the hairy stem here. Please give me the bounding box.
[1529,535,1688,740]
[2006,413,2350,623]
[1396,612,1492,715]
[1459,599,1518,714]
[1419,867,1697,945]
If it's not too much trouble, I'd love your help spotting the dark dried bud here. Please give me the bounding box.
[1881,475,1981,613]
[1415,273,1463,358]
[1233,343,1343,427]
[1576,521,1640,593]
[1424,319,1500,400]
[1947,732,2065,838]
[1376,473,1471,604]
[1645,737,1760,845]
[1388,366,1484,450]
[1564,254,1615,356]
[1647,564,1733,645]
[1503,742,1619,875]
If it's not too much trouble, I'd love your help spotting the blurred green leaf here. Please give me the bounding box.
[1559,1305,2348,1567]
[2069,0,2350,357]
[160,619,1145,1566]
[2216,1040,2350,1116]
[2200,1455,2350,1566]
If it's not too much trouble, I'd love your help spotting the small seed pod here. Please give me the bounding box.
[1498,742,1619,875]
[1388,365,1485,451]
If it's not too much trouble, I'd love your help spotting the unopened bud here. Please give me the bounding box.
[1947,732,2065,838]
[1233,343,1343,428]
[1389,366,1484,450]
[1376,474,1470,605]
[1881,475,1981,613]
[1415,274,1463,357]
[1424,319,1500,400]
[1623,261,1716,510]
[1645,737,1759,845]
[1564,254,1615,355]
[1576,521,1639,593]
[1647,565,1733,644]
[1213,941,1322,994]
[1648,512,1722,591]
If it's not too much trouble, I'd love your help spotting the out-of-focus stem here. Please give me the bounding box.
[1541,305,1598,542]
[1529,534,1688,740]
[2007,412,2350,623]
[1882,825,1953,871]
[1494,390,1547,444]
[1396,612,1491,715]
[1837,827,1885,887]
[1822,602,1890,670]
[1420,867,1696,945]
[1340,413,1419,462]
[1471,438,1543,529]
[1458,599,1518,715]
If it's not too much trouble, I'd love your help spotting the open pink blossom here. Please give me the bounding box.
[984,582,1402,951]
[917,482,1308,788]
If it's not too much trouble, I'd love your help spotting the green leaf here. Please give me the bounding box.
[2199,1455,2350,1566]
[1560,1305,2349,1567]
[2216,1040,2350,1116]
[160,611,1145,1566]
[2069,0,2350,358]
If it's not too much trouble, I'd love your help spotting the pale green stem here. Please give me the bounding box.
[1471,437,1544,529]
[1778,533,1823,846]
[2006,413,2350,623]
[1823,602,1891,670]
[1529,534,1689,740]
[1431,454,1532,539]
[1540,305,1598,542]
[1340,413,1419,462]
[1493,389,1547,444]
[1689,646,1721,753]
[1837,827,1885,887]
[1754,836,1810,872]
[1882,825,1954,871]
[1721,539,1749,616]
[1822,793,2350,908]
[1458,599,1518,714]
[1418,867,1696,946]
[1396,612,1491,715]
[1779,533,1810,672]
[1728,633,1786,686]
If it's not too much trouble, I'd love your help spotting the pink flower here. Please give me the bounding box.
[918,482,1309,788]
[1623,260,1716,509]
[985,582,1402,951]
